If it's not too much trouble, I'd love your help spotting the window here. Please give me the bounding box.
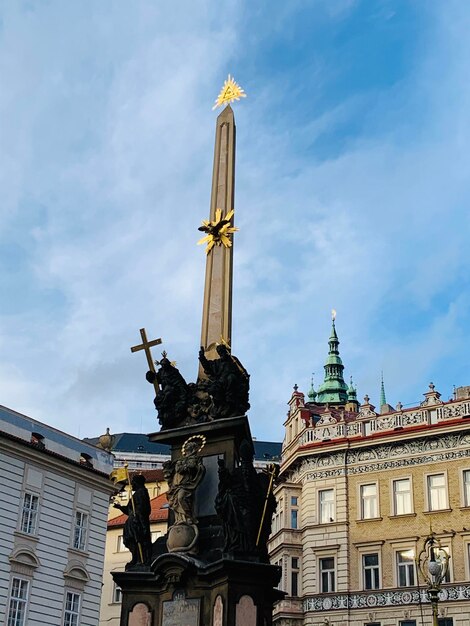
[20,493,39,534]
[290,496,299,529]
[117,535,128,552]
[400,622,416,626]
[64,592,81,626]
[113,584,122,603]
[427,474,447,511]
[320,557,335,592]
[360,484,378,519]
[272,497,283,533]
[437,546,451,583]
[275,559,283,590]
[437,618,453,626]
[362,553,380,590]
[396,549,415,586]
[291,509,298,528]
[463,470,470,506]
[73,512,88,551]
[319,489,335,523]
[392,478,412,515]
[7,578,29,626]
[291,557,299,596]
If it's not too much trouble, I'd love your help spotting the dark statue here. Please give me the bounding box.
[198,344,250,419]
[145,346,250,429]
[146,355,190,429]
[215,440,278,562]
[113,475,152,569]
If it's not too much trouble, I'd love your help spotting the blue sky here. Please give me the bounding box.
[1,0,469,442]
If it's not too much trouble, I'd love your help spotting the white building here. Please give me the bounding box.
[0,404,115,626]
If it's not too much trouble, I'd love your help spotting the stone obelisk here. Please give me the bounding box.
[199,104,236,367]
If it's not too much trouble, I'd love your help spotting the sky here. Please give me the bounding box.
[1,0,469,443]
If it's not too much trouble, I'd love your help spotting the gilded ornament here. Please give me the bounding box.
[197,208,239,254]
[212,74,246,110]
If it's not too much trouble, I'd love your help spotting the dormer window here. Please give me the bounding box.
[79,453,93,468]
[31,432,45,449]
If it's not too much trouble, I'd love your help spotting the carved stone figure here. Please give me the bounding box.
[163,436,206,553]
[215,439,278,561]
[146,355,189,429]
[113,475,152,569]
[198,344,250,419]
[187,380,215,422]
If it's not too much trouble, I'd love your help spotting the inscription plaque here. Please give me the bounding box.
[162,590,200,626]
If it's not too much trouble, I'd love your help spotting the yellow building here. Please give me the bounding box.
[99,469,168,626]
[269,319,470,626]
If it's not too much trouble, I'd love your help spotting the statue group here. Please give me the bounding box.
[146,344,250,429]
[115,343,277,566]
[117,437,278,567]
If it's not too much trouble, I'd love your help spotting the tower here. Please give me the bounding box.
[316,314,349,405]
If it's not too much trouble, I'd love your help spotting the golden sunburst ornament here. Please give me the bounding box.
[197,208,239,254]
[212,74,246,110]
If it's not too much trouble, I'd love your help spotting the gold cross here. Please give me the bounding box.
[130,328,162,394]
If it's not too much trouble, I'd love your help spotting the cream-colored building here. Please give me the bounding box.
[269,319,470,626]
[99,469,168,626]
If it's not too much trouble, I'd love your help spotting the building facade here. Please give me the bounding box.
[0,404,115,626]
[269,320,470,626]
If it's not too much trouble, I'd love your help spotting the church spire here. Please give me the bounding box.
[380,371,387,407]
[316,311,348,405]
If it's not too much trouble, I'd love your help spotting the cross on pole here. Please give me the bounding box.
[130,328,162,395]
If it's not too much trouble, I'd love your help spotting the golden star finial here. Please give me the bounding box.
[213,74,246,110]
[197,208,239,254]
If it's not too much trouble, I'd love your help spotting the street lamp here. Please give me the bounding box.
[416,532,450,626]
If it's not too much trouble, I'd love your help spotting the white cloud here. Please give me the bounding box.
[1,1,469,442]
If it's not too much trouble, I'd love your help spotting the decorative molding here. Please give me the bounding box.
[9,545,40,575]
[303,585,470,612]
[289,432,470,482]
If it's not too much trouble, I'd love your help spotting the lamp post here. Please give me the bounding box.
[416,532,449,626]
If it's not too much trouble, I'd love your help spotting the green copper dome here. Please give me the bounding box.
[308,374,317,401]
[316,318,349,405]
[348,376,357,401]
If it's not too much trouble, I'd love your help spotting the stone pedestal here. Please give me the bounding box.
[149,416,253,560]
[112,416,284,625]
[113,553,283,626]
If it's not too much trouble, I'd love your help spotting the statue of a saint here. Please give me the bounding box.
[198,344,250,418]
[215,440,278,562]
[146,354,189,428]
[113,474,152,569]
[163,438,206,525]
